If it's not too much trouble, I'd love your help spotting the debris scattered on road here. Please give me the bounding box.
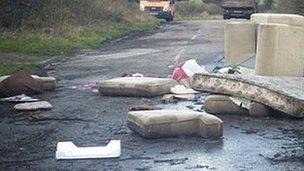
[0,73,56,94]
[0,70,43,97]
[130,103,160,111]
[174,94,196,101]
[170,85,199,95]
[204,95,249,115]
[162,94,176,104]
[192,73,304,117]
[69,82,98,91]
[98,77,176,97]
[14,101,53,111]
[127,109,223,139]
[31,75,56,91]
[172,59,207,87]
[56,140,121,160]
[0,94,39,103]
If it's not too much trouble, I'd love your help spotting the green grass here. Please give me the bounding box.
[0,21,162,56]
[0,63,39,76]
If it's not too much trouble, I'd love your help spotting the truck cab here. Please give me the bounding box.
[140,0,175,21]
[221,0,258,20]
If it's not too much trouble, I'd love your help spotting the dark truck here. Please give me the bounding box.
[222,0,258,20]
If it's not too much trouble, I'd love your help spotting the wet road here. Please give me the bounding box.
[1,20,304,170]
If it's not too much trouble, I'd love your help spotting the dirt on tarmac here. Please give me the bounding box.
[1,20,304,170]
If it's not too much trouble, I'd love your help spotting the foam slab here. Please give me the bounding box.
[127,109,223,139]
[98,77,176,97]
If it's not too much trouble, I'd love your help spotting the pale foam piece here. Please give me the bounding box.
[170,85,199,94]
[225,22,256,65]
[251,13,304,28]
[256,23,304,76]
[127,109,223,139]
[14,101,52,111]
[98,77,176,97]
[56,140,121,160]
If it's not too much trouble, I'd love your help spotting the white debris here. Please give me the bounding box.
[56,140,121,160]
[0,94,39,103]
[181,59,207,77]
[170,85,199,95]
[14,101,52,111]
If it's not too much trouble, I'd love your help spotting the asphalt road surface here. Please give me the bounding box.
[1,20,304,170]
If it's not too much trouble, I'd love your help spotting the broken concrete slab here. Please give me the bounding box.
[98,77,176,97]
[127,109,223,139]
[192,74,304,118]
[14,101,52,111]
[204,95,249,115]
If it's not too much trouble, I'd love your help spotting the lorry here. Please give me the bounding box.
[221,0,258,20]
[139,0,175,21]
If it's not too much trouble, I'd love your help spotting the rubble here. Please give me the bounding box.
[98,77,176,97]
[127,109,223,139]
[14,101,53,111]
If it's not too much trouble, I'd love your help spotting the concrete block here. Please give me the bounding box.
[204,95,249,115]
[251,13,304,28]
[98,77,176,97]
[225,22,256,65]
[127,110,223,139]
[256,23,304,76]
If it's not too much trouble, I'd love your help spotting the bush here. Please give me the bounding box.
[0,0,154,34]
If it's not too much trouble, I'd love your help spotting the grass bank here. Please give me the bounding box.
[0,21,162,76]
[0,21,161,56]
[0,0,163,76]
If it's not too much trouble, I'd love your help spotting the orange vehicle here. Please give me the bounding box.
[140,0,175,21]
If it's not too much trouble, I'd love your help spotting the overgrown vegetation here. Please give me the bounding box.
[0,0,158,56]
[0,63,39,76]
